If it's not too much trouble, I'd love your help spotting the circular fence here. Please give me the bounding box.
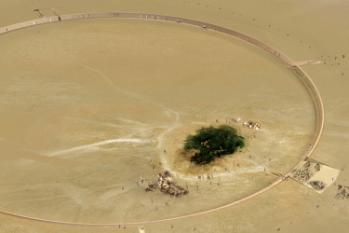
[0,12,324,227]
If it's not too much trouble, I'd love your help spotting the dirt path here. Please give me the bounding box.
[0,11,325,227]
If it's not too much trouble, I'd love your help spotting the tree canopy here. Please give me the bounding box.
[184,125,245,165]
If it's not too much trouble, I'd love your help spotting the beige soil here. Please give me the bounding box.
[0,0,348,233]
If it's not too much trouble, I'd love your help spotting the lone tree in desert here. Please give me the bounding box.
[184,125,245,165]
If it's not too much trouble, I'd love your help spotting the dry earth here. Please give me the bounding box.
[0,0,348,233]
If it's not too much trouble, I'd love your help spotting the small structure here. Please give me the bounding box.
[145,171,188,197]
[232,117,261,130]
[292,160,340,193]
[242,120,261,130]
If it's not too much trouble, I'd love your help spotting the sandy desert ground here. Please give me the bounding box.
[0,0,348,233]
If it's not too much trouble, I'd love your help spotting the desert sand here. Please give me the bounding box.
[0,1,348,233]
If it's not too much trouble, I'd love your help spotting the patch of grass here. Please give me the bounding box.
[184,125,245,165]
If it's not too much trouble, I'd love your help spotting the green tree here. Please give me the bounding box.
[184,125,245,165]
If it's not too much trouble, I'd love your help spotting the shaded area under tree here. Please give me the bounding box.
[184,125,245,165]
